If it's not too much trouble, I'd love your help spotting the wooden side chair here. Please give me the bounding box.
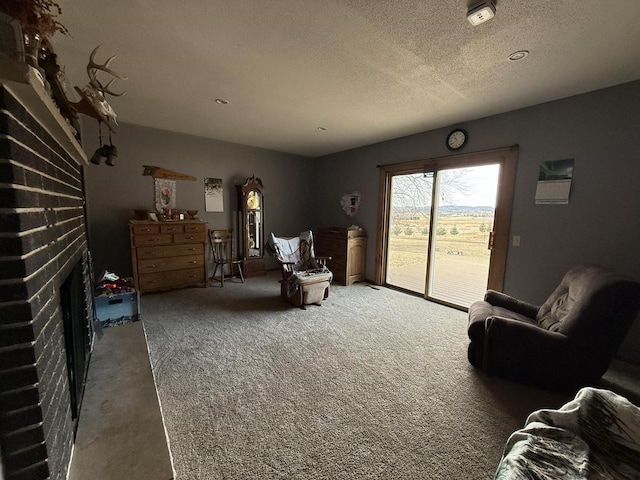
[208,229,244,286]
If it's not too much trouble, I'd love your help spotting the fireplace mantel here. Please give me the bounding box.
[0,57,87,165]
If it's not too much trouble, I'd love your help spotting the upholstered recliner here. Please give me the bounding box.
[266,231,333,309]
[467,264,640,391]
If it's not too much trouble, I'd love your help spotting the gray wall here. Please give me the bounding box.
[83,81,640,361]
[312,80,640,362]
[84,123,312,277]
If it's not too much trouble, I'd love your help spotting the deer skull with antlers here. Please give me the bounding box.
[78,45,127,126]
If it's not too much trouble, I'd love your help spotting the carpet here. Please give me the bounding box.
[141,272,569,479]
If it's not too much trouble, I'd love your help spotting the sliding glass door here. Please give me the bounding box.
[386,173,433,293]
[386,173,433,294]
[428,164,499,306]
[378,148,518,310]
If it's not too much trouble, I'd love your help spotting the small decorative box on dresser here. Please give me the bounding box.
[129,220,208,293]
[315,227,367,285]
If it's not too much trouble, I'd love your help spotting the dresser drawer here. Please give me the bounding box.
[136,243,203,259]
[133,224,160,235]
[329,267,346,285]
[137,254,204,274]
[185,223,205,233]
[160,224,185,234]
[317,245,346,262]
[133,234,172,247]
[174,232,206,243]
[327,258,346,272]
[316,239,345,252]
[138,267,205,292]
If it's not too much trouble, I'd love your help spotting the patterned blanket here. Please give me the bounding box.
[494,387,640,480]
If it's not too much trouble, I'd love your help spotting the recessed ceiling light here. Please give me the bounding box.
[508,50,529,61]
[317,127,327,131]
[215,98,229,105]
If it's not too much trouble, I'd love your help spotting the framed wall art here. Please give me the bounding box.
[535,159,574,204]
[341,191,361,217]
[154,179,176,212]
[205,177,224,212]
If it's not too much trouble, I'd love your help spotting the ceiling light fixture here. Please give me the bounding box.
[215,98,229,105]
[467,1,496,26]
[508,50,529,61]
[317,127,327,131]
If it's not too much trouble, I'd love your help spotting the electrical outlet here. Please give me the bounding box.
[512,235,521,247]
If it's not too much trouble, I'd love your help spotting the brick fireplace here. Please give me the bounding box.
[0,76,94,480]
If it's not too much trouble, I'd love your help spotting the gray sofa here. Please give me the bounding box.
[467,264,640,391]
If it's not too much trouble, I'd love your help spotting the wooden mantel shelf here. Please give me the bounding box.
[0,57,88,165]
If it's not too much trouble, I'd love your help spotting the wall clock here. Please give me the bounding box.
[446,129,468,151]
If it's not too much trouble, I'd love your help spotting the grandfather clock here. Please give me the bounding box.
[237,176,266,276]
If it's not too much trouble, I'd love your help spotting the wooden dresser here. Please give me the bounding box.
[315,227,367,285]
[129,220,208,293]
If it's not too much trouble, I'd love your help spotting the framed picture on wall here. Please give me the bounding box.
[535,159,574,204]
[205,177,224,212]
[340,191,361,217]
[154,179,176,212]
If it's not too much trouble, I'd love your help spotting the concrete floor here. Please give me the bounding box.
[68,321,174,480]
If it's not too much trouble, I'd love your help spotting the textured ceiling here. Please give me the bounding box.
[53,0,640,157]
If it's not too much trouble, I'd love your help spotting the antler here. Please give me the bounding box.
[87,45,128,97]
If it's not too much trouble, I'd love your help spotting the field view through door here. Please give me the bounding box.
[379,148,518,309]
[386,165,499,307]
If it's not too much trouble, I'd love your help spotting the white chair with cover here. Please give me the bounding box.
[266,231,332,309]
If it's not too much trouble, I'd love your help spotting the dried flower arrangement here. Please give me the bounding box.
[0,0,69,37]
